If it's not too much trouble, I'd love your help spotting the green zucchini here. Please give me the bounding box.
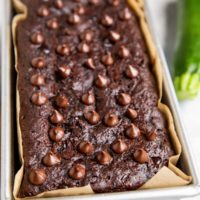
[173,0,200,100]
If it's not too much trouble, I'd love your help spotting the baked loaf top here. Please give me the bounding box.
[16,0,174,197]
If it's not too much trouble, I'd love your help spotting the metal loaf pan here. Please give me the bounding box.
[1,0,200,199]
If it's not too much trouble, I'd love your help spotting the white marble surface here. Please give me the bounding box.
[148,0,200,199]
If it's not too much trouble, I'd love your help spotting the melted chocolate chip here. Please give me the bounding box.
[133,149,149,164]
[109,31,120,42]
[56,95,69,108]
[37,6,49,17]
[31,92,48,106]
[152,157,162,167]
[119,8,132,20]
[117,93,131,106]
[125,124,140,139]
[84,58,95,70]
[31,57,46,69]
[69,164,86,180]
[95,75,109,88]
[89,0,100,5]
[96,151,112,165]
[101,52,114,66]
[57,66,71,78]
[68,14,81,24]
[74,5,85,15]
[43,152,61,166]
[54,0,64,9]
[29,169,47,185]
[31,32,44,45]
[126,108,138,120]
[119,46,130,58]
[104,113,119,127]
[146,129,157,141]
[78,42,90,53]
[78,141,94,155]
[82,91,95,105]
[108,0,120,6]
[112,139,128,154]
[49,127,64,142]
[80,30,94,42]
[30,74,45,86]
[125,65,138,78]
[47,18,59,29]
[84,110,100,125]
[56,44,70,56]
[50,110,64,124]
[101,14,114,27]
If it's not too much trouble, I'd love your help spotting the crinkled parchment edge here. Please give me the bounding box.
[12,0,192,199]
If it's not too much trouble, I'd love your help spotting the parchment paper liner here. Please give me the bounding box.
[12,0,192,199]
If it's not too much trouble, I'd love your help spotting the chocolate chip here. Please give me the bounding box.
[84,110,100,125]
[47,18,59,29]
[49,127,64,142]
[95,75,109,88]
[126,124,140,139]
[89,0,100,5]
[80,30,94,42]
[68,14,81,24]
[82,91,95,105]
[29,169,47,185]
[31,92,48,106]
[78,141,94,155]
[50,110,64,124]
[117,93,131,106]
[133,149,149,164]
[54,0,64,9]
[69,164,86,180]
[101,14,114,27]
[30,74,45,86]
[112,139,128,154]
[101,52,114,66]
[108,0,120,6]
[56,95,69,108]
[146,129,157,141]
[56,44,70,56]
[119,8,132,20]
[126,108,138,120]
[96,151,112,165]
[31,32,44,44]
[78,42,90,53]
[74,5,85,15]
[31,57,46,69]
[104,113,119,127]
[119,46,130,58]
[109,31,120,42]
[57,66,71,78]
[43,152,61,166]
[84,58,95,70]
[37,6,49,17]
[125,65,138,78]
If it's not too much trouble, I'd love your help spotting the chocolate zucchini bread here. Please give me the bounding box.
[16,0,174,197]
